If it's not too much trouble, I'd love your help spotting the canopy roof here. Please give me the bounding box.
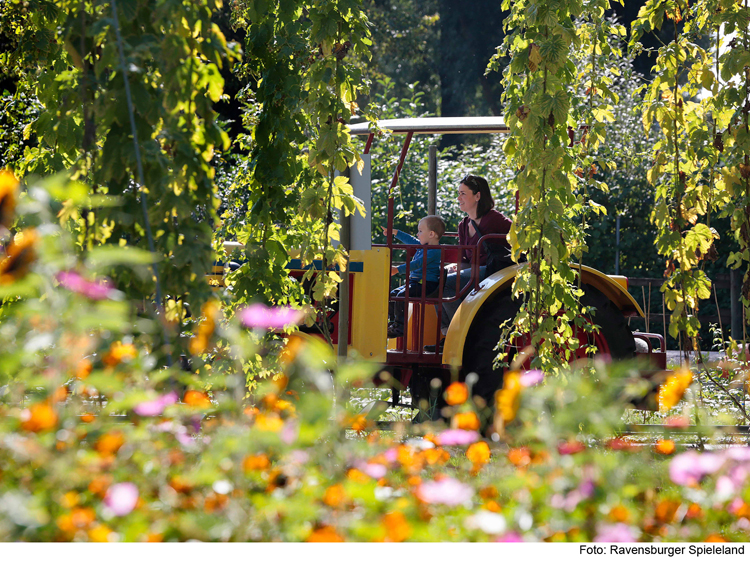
[348,116,509,136]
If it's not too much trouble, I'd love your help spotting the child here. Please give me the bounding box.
[384,215,446,338]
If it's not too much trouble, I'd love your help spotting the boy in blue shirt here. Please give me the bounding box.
[384,215,446,338]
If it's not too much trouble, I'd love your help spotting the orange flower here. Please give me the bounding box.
[655,439,676,455]
[272,373,289,393]
[422,448,450,466]
[88,524,114,542]
[80,413,96,423]
[0,229,37,284]
[608,505,631,523]
[383,511,411,542]
[183,389,211,408]
[349,414,369,432]
[452,411,480,431]
[70,507,96,529]
[75,358,93,379]
[307,525,344,542]
[658,368,692,412]
[189,300,219,355]
[280,334,304,365]
[243,405,260,418]
[654,499,681,524]
[607,437,636,451]
[705,533,727,542]
[396,445,425,473]
[88,476,112,498]
[50,385,69,404]
[102,341,137,367]
[444,382,468,406]
[495,371,522,424]
[255,412,283,432]
[479,486,498,500]
[94,432,124,457]
[685,503,703,520]
[20,402,58,432]
[204,493,228,513]
[346,468,369,483]
[0,168,19,228]
[466,441,491,467]
[484,500,502,513]
[242,453,271,472]
[146,533,164,542]
[323,484,347,508]
[169,476,194,494]
[508,447,531,467]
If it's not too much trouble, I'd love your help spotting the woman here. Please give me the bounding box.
[436,174,512,341]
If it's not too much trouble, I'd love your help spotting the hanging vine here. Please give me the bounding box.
[491,0,621,370]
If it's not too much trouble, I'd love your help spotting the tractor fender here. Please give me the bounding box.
[441,264,645,367]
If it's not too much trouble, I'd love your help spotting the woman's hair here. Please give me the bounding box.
[460,174,495,218]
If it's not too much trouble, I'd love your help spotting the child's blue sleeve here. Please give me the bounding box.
[395,230,420,245]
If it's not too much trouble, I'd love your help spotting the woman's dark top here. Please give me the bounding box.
[457,208,512,265]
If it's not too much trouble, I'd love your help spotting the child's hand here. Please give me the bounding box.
[381,226,397,237]
[391,266,399,276]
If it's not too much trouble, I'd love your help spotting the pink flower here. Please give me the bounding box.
[357,462,387,479]
[104,482,139,516]
[417,477,473,506]
[520,370,543,387]
[238,303,303,329]
[595,523,637,542]
[726,447,750,463]
[669,451,725,486]
[437,429,480,446]
[56,270,114,300]
[496,532,523,542]
[133,392,178,417]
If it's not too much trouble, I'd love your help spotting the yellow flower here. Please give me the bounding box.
[189,300,219,355]
[255,412,283,432]
[495,371,522,424]
[658,369,692,412]
[466,441,491,467]
[0,169,18,229]
[88,524,115,542]
[102,341,137,367]
[0,229,37,284]
[444,382,468,406]
[20,402,58,433]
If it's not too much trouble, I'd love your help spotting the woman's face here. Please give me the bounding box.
[457,183,479,214]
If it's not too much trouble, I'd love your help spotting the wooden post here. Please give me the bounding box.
[428,145,437,216]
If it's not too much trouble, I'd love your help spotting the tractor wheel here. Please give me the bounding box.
[461,285,636,406]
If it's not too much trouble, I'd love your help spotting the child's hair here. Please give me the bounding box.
[421,215,446,238]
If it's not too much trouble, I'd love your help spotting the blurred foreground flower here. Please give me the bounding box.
[56,270,115,300]
[238,303,304,329]
[134,392,179,416]
[669,451,724,486]
[417,477,473,506]
[103,341,137,367]
[20,402,58,432]
[658,368,692,412]
[444,382,468,405]
[104,483,139,516]
[0,229,38,284]
[190,300,219,354]
[495,371,522,424]
[0,168,18,229]
[595,523,637,542]
[437,429,479,446]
